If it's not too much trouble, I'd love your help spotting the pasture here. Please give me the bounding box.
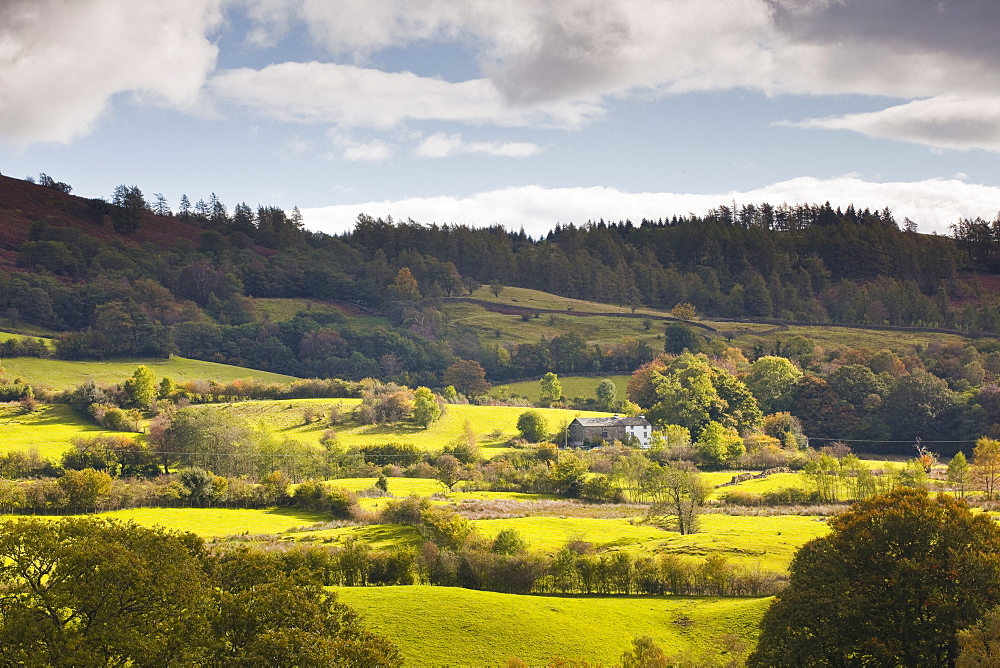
[0,507,332,538]
[0,329,53,346]
[188,399,612,456]
[472,514,828,572]
[0,403,120,459]
[448,285,974,355]
[335,585,769,666]
[0,355,297,390]
[294,475,829,572]
[491,374,632,403]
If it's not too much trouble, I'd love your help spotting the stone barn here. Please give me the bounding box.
[567,416,653,448]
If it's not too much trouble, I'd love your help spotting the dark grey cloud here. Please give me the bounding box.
[770,0,1000,63]
[485,3,632,105]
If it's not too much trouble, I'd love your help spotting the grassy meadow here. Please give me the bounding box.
[335,585,769,666]
[187,399,612,457]
[0,507,333,538]
[0,329,53,347]
[470,513,827,572]
[492,374,633,403]
[449,285,973,354]
[0,354,297,390]
[0,403,121,459]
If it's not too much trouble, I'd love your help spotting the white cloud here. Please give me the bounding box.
[326,131,395,162]
[208,61,601,129]
[5,0,998,148]
[782,95,1000,152]
[413,133,541,158]
[0,0,224,145]
[343,140,394,162]
[301,176,1000,237]
[248,1,1000,101]
[237,0,1000,148]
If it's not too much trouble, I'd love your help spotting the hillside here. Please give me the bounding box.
[0,352,297,391]
[335,586,768,666]
[0,175,209,270]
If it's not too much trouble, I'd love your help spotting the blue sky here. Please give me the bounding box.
[2,0,999,236]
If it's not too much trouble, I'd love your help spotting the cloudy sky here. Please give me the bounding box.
[1,0,999,235]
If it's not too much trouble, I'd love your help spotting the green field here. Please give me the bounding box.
[188,399,611,456]
[254,298,340,323]
[472,513,827,571]
[0,324,56,338]
[0,329,53,346]
[445,299,667,347]
[0,355,298,390]
[0,403,123,459]
[451,285,974,354]
[492,374,633,403]
[336,585,769,666]
[0,507,332,538]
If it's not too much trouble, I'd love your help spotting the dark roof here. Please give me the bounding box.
[573,417,622,427]
[572,416,651,427]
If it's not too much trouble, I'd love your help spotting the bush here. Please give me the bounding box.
[580,474,626,503]
[379,495,431,526]
[516,410,548,443]
[292,482,357,518]
[720,487,823,507]
[491,528,528,555]
[359,443,422,467]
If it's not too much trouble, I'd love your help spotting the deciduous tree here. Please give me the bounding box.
[412,386,441,428]
[748,488,1000,667]
[123,364,157,410]
[443,360,490,397]
[516,410,548,443]
[974,438,1000,501]
[539,371,562,406]
[596,378,617,410]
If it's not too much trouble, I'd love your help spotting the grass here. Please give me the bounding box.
[471,514,828,572]
[0,355,298,390]
[0,403,123,459]
[254,298,342,323]
[445,300,666,347]
[188,399,612,457]
[0,323,56,337]
[492,374,633,403]
[0,329,53,346]
[0,507,332,538]
[288,523,425,549]
[335,585,769,666]
[450,285,976,355]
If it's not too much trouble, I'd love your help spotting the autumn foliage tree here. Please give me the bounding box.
[442,360,490,397]
[748,488,1000,667]
[974,437,1000,501]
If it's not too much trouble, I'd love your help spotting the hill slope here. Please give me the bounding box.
[335,586,768,666]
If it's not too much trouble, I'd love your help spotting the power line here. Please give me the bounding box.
[808,437,978,444]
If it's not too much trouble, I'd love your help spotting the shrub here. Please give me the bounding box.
[491,528,528,555]
[516,410,548,443]
[580,474,626,503]
[292,482,357,518]
[360,443,421,467]
[379,495,431,526]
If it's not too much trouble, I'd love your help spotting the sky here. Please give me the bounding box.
[1,0,1000,236]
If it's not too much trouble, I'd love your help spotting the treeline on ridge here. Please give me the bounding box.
[4,174,1000,385]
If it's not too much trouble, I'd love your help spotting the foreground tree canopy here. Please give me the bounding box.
[748,488,1000,667]
[0,517,401,667]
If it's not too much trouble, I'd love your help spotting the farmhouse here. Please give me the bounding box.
[568,416,653,448]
